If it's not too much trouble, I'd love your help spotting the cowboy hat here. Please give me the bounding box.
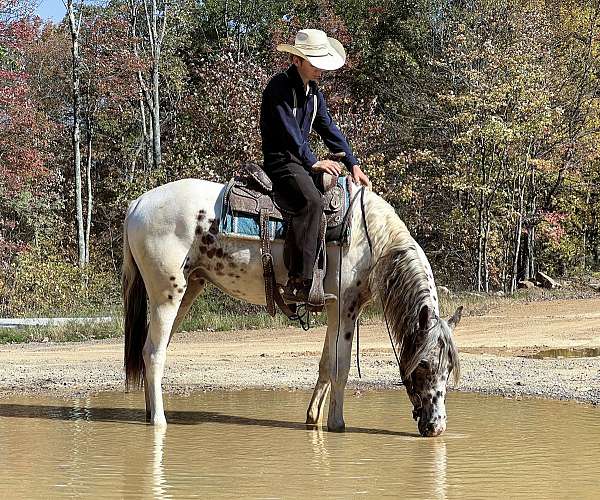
[277,29,346,71]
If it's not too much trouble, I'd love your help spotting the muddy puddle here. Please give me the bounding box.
[525,347,600,359]
[0,390,598,498]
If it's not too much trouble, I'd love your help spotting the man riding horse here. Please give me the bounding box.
[260,28,371,304]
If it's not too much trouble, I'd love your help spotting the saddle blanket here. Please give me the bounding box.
[220,175,351,244]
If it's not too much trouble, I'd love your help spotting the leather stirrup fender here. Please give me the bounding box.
[259,208,276,316]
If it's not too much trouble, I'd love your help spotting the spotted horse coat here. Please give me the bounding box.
[122,178,462,436]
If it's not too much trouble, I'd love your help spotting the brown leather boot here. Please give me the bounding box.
[283,279,336,305]
[282,277,308,303]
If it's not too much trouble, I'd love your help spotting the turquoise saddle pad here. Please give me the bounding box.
[220,176,350,243]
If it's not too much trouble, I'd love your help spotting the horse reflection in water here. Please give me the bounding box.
[150,427,168,500]
[122,178,462,437]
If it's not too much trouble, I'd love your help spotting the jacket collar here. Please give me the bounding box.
[285,64,316,96]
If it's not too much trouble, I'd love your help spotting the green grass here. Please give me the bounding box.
[181,309,294,331]
[2,283,596,344]
[15,306,122,319]
[0,319,122,344]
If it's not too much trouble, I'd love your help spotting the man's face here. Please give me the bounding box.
[293,57,323,82]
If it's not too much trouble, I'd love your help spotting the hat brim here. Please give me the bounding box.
[277,37,346,71]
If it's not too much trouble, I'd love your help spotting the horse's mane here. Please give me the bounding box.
[364,191,460,382]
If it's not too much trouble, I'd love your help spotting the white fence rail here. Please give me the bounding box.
[0,317,114,329]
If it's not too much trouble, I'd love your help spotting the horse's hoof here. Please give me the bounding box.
[305,415,321,427]
[145,411,151,423]
[152,416,167,427]
[327,422,346,433]
[305,411,321,425]
[305,423,321,430]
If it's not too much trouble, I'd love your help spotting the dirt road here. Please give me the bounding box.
[1,298,599,404]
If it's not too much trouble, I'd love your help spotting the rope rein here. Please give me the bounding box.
[359,187,404,381]
[301,181,426,382]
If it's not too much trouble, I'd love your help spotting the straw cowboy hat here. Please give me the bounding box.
[277,29,346,71]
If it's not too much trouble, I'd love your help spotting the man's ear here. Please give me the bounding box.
[448,306,463,331]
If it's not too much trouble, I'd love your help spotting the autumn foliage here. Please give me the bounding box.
[2,0,600,314]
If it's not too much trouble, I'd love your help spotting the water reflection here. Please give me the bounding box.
[151,427,170,499]
[308,425,330,470]
[432,439,448,500]
[524,347,600,359]
[0,391,598,498]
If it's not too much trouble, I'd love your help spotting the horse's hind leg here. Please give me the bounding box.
[168,277,206,343]
[143,300,179,426]
[306,320,331,425]
[143,280,205,421]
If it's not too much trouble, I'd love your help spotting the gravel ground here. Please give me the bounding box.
[0,298,599,406]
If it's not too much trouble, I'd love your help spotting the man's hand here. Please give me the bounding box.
[350,164,371,188]
[311,160,342,176]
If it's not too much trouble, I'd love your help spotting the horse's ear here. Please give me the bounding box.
[418,304,431,331]
[448,306,463,331]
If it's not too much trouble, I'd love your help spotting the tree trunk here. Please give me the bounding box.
[483,211,490,292]
[85,119,93,265]
[128,0,164,173]
[67,0,86,267]
[511,172,526,293]
[510,175,526,294]
[524,160,537,280]
[510,144,533,293]
[151,55,161,169]
[583,185,591,269]
[477,192,484,292]
[475,138,487,292]
[140,91,153,172]
[146,0,166,169]
[236,0,243,62]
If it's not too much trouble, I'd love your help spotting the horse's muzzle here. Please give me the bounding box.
[418,418,446,437]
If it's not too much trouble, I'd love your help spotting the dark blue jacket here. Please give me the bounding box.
[260,64,358,171]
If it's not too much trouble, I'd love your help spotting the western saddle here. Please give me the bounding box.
[223,162,350,317]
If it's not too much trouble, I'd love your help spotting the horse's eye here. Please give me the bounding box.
[419,360,430,369]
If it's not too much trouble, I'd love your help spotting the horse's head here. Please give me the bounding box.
[401,305,462,437]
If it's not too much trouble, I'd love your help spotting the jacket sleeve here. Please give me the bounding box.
[263,85,318,170]
[312,90,359,169]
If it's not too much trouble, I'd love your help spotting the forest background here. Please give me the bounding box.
[1,0,599,321]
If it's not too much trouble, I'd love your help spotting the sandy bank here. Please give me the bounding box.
[1,298,599,405]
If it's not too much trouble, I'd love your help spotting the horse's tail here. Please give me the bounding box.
[122,209,148,390]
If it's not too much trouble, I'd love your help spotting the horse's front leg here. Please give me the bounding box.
[306,317,332,425]
[326,304,357,432]
[143,300,178,426]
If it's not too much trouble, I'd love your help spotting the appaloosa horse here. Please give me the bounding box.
[122,178,462,437]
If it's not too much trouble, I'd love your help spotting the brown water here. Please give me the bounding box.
[0,390,598,499]
[526,347,600,359]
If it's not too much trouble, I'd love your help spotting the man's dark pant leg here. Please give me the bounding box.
[267,161,324,281]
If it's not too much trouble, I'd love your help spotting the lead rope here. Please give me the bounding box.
[354,187,373,379]
[360,187,403,381]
